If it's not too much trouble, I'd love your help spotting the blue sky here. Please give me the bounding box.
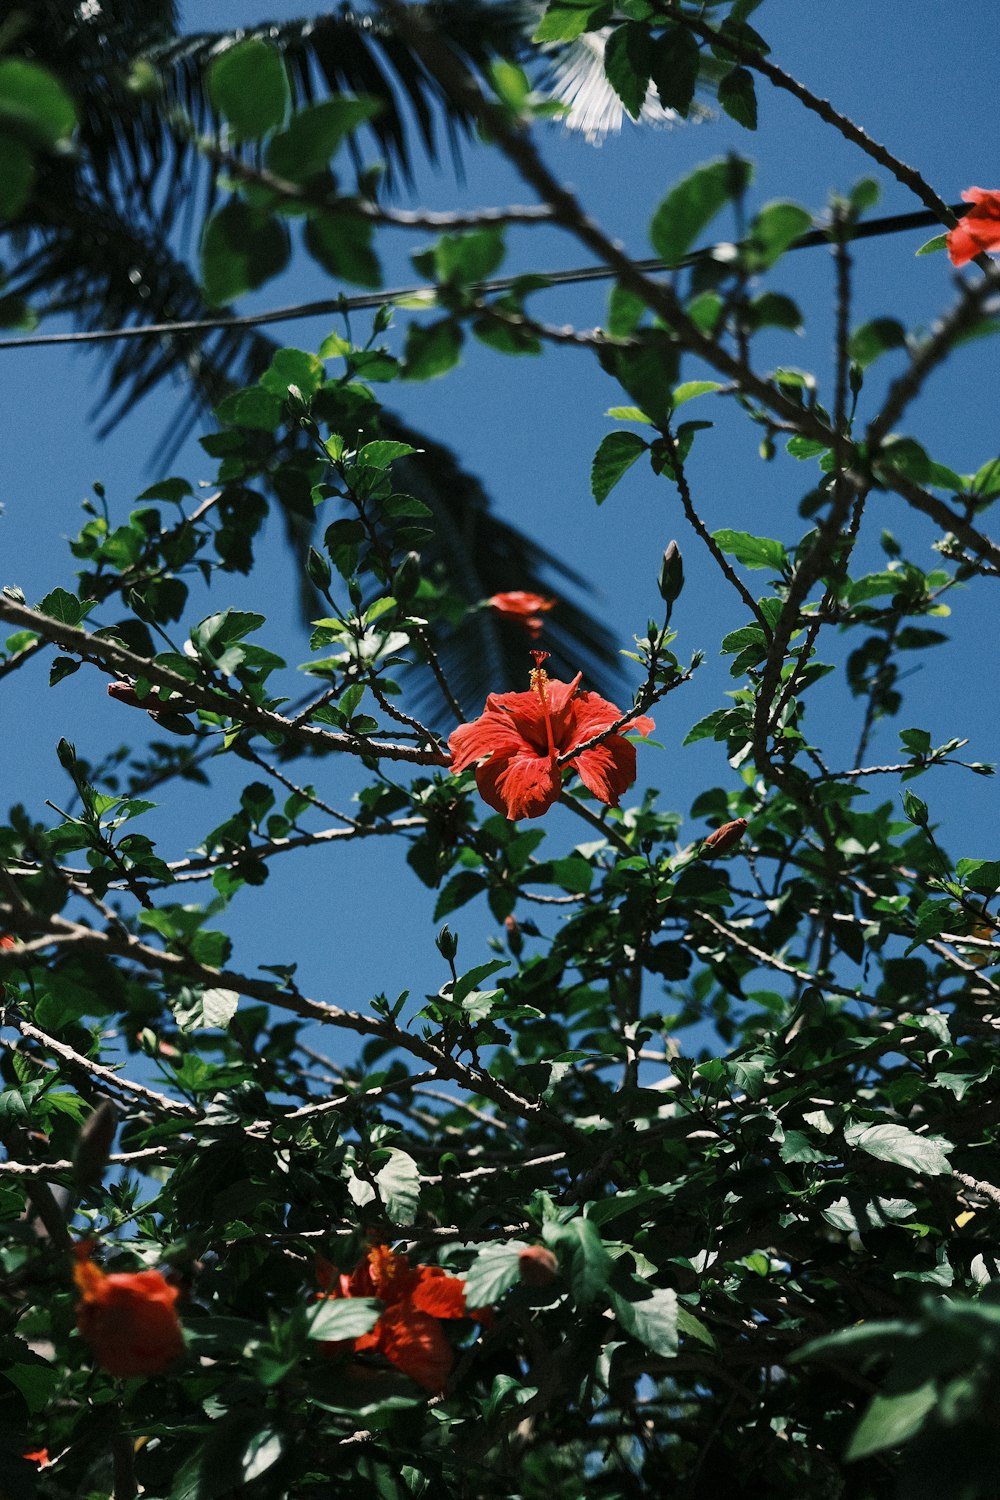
[2,1,998,1047]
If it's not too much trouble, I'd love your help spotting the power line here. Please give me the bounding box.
[0,203,955,354]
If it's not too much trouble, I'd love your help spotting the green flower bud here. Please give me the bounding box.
[657,540,684,607]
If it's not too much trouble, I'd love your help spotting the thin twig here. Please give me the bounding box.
[0,208,964,355]
[0,596,449,768]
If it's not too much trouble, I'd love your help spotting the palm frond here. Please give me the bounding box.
[152,2,529,193]
[5,183,625,703]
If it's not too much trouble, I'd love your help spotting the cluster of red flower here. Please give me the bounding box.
[316,1244,486,1394]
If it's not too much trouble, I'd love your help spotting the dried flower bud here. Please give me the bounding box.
[73,1099,118,1186]
[504,914,523,958]
[107,680,147,710]
[518,1244,559,1287]
[701,818,748,858]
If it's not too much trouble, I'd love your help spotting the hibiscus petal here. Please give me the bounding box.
[411,1266,467,1319]
[478,749,562,820]
[449,712,526,774]
[572,736,637,807]
[375,1304,455,1393]
[569,690,655,747]
[948,189,1000,266]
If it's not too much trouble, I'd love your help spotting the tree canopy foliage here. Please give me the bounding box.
[3,3,1000,1497]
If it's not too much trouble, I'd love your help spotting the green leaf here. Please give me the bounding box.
[375,1148,420,1224]
[305,1296,379,1344]
[266,98,381,179]
[356,440,419,469]
[676,1305,718,1350]
[794,1318,907,1365]
[173,987,239,1032]
[916,232,948,256]
[259,349,325,403]
[846,1381,938,1462]
[712,529,787,570]
[464,1242,529,1306]
[672,380,722,407]
[201,201,290,307]
[39,587,82,625]
[453,959,508,1007]
[49,655,81,687]
[3,1360,59,1414]
[718,66,758,129]
[208,40,289,141]
[604,22,652,121]
[956,858,1000,894]
[305,212,381,289]
[844,1121,953,1176]
[242,1428,285,1485]
[745,291,803,332]
[0,133,34,218]
[779,1129,834,1165]
[650,157,753,268]
[402,319,463,381]
[683,708,728,746]
[592,431,648,503]
[877,434,930,483]
[533,1,613,43]
[545,1218,611,1304]
[609,1282,678,1356]
[848,318,907,368]
[650,28,700,116]
[214,387,284,431]
[430,226,506,285]
[0,59,76,146]
[434,871,487,921]
[745,201,812,269]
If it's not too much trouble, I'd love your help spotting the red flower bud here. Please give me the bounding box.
[518,1244,559,1287]
[701,818,748,858]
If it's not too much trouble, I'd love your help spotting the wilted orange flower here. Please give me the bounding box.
[947,188,1000,267]
[73,1241,184,1378]
[449,653,654,821]
[0,935,15,949]
[701,817,748,858]
[318,1245,476,1394]
[22,1448,51,1468]
[488,591,555,639]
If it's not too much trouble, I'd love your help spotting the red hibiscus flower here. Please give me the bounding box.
[448,654,654,820]
[487,591,555,640]
[22,1449,51,1469]
[946,188,1000,267]
[317,1245,476,1394]
[0,935,15,949]
[73,1241,184,1378]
